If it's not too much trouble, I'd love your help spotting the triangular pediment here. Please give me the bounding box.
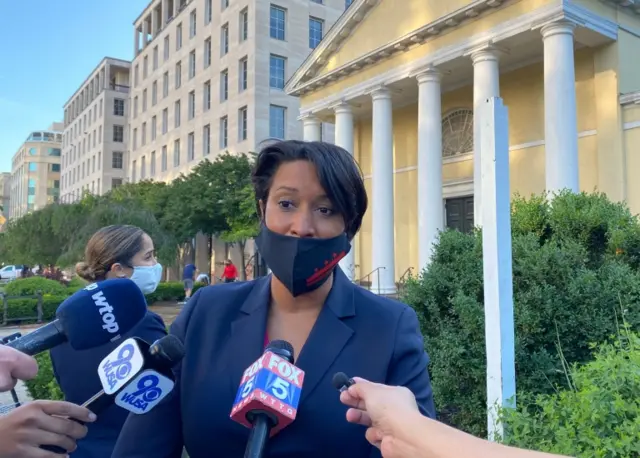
[286,0,519,96]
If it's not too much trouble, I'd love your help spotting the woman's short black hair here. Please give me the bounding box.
[252,140,368,241]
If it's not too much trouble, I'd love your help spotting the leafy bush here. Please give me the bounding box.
[4,295,68,323]
[4,277,68,297]
[501,332,640,457]
[144,281,205,304]
[24,352,63,401]
[403,191,640,436]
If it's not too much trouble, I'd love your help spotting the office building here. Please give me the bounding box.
[10,124,63,219]
[0,172,10,229]
[61,57,131,202]
[128,0,351,184]
[288,0,640,292]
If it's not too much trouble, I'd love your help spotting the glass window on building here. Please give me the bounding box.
[50,164,61,172]
[270,6,286,40]
[48,148,61,156]
[269,105,286,139]
[28,162,37,172]
[29,147,37,155]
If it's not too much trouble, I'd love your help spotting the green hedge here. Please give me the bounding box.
[501,332,640,457]
[4,295,69,322]
[403,191,640,437]
[2,279,207,324]
[4,277,68,297]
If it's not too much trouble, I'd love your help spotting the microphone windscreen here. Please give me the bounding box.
[56,278,147,350]
[266,339,295,363]
[332,372,351,391]
[149,335,185,367]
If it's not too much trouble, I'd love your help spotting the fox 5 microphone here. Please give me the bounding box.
[230,340,305,458]
[41,335,185,454]
[7,278,147,356]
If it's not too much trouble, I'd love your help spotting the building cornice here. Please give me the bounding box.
[599,0,640,16]
[63,57,131,109]
[620,91,640,105]
[293,1,618,114]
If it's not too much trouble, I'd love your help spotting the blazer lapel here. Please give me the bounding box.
[296,267,355,403]
[226,276,271,396]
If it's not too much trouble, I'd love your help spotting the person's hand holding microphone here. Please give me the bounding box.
[337,375,570,458]
[335,374,425,458]
[0,345,38,392]
[0,345,97,457]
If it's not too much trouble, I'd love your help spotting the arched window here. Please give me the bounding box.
[442,108,474,158]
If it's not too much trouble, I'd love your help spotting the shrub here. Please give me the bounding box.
[4,277,68,297]
[144,281,205,304]
[501,332,640,457]
[4,295,68,323]
[24,352,63,401]
[403,191,640,437]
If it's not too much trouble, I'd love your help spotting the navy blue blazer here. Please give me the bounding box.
[50,311,167,457]
[112,268,435,458]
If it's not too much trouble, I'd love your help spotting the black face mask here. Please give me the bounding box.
[255,224,351,297]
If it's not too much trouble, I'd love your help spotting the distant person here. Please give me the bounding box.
[181,262,196,303]
[196,271,210,285]
[49,225,167,458]
[221,259,238,283]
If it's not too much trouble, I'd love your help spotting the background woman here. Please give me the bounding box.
[113,141,435,458]
[49,225,167,457]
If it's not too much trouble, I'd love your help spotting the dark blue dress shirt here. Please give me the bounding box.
[50,310,167,457]
[112,268,435,458]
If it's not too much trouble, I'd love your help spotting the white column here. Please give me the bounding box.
[471,47,501,226]
[133,27,139,57]
[143,19,150,46]
[370,87,396,295]
[302,115,322,142]
[152,9,159,37]
[416,68,444,271]
[334,102,356,281]
[542,21,579,194]
[479,97,516,442]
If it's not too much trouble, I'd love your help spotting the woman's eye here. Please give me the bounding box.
[278,200,293,209]
[318,207,334,215]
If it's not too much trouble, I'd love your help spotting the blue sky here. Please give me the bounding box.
[0,0,149,173]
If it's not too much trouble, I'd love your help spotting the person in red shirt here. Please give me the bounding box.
[221,259,238,283]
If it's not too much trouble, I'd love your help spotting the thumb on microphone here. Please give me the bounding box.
[0,346,38,391]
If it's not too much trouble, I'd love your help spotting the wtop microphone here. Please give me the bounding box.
[230,340,305,458]
[41,335,185,454]
[7,278,147,356]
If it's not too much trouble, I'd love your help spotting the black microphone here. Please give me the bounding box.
[41,335,185,454]
[7,278,147,356]
[332,372,355,393]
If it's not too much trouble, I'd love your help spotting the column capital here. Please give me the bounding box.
[331,100,355,114]
[298,113,321,124]
[415,67,442,84]
[368,85,392,100]
[468,45,506,65]
[541,20,576,40]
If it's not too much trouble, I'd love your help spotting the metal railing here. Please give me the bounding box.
[397,267,415,296]
[1,291,44,326]
[110,83,130,93]
[356,267,386,295]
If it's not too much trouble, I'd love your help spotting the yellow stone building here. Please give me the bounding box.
[286,0,640,294]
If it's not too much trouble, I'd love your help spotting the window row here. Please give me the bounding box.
[269,5,324,49]
[60,151,125,190]
[130,104,287,180]
[134,4,250,87]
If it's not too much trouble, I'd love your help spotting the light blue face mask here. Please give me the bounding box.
[130,263,163,294]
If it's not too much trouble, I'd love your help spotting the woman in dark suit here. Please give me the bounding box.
[50,225,167,457]
[113,141,435,458]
